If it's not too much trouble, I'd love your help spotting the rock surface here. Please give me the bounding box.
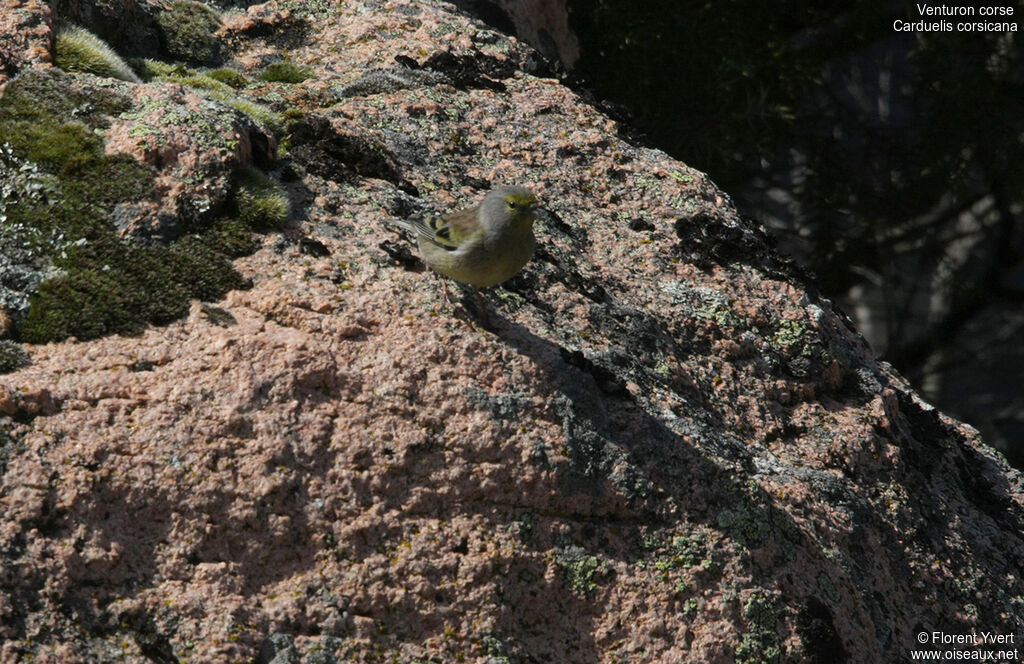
[0,0,52,93]
[1,1,1023,663]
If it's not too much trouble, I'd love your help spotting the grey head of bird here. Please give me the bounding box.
[478,185,540,235]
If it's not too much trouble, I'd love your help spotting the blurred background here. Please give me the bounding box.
[457,0,1024,468]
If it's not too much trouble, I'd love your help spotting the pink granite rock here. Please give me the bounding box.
[0,0,52,93]
[0,1,1022,663]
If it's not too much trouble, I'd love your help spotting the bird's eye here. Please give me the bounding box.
[507,200,517,209]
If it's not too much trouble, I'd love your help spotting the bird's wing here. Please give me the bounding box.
[389,205,481,252]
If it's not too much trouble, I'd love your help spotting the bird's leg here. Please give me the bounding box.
[473,288,491,327]
[438,276,452,307]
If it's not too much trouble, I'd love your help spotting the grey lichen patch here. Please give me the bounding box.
[0,341,30,373]
[333,67,451,99]
[117,86,264,168]
[717,505,771,548]
[0,147,61,323]
[276,0,334,20]
[660,280,746,329]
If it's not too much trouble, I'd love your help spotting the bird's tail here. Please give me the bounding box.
[384,217,436,243]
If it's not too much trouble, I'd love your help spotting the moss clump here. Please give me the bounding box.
[0,341,30,373]
[204,90,282,136]
[132,58,186,80]
[54,25,141,83]
[165,71,234,94]
[235,166,289,230]
[155,1,222,65]
[0,68,256,344]
[258,62,312,84]
[206,67,250,89]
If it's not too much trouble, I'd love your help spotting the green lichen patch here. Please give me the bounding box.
[735,590,784,664]
[53,24,141,83]
[636,527,722,595]
[259,61,313,84]
[717,505,771,548]
[155,1,223,65]
[0,69,257,344]
[555,546,603,597]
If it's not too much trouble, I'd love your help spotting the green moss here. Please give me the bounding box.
[141,65,228,93]
[0,341,30,373]
[19,268,153,342]
[0,68,257,344]
[210,91,282,135]
[155,1,222,65]
[132,58,187,81]
[236,166,289,230]
[4,68,131,122]
[128,60,281,135]
[0,70,130,173]
[17,231,249,343]
[201,218,259,257]
[259,62,312,83]
[168,236,249,300]
[206,68,250,89]
[17,121,102,175]
[54,25,141,83]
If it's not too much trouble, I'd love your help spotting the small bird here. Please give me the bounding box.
[387,185,540,287]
